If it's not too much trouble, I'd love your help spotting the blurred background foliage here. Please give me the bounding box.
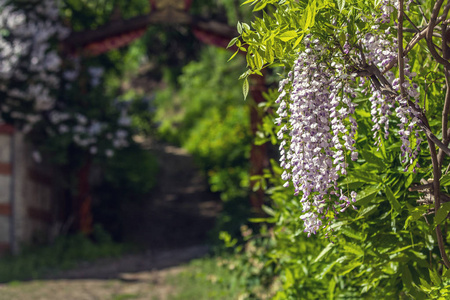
[0,0,260,288]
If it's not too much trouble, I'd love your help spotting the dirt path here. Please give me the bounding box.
[0,139,222,300]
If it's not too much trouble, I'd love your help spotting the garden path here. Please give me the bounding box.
[0,138,222,300]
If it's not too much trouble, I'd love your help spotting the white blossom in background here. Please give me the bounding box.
[0,0,139,160]
[88,66,104,87]
[32,150,42,163]
[0,0,69,127]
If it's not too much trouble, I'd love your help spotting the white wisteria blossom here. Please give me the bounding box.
[276,2,422,235]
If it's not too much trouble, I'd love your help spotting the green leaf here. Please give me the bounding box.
[266,38,274,64]
[309,0,317,27]
[358,204,378,218]
[401,265,413,290]
[351,170,381,183]
[429,268,442,286]
[249,217,273,223]
[405,205,429,229]
[227,37,238,49]
[340,260,362,275]
[343,243,364,256]
[336,0,346,12]
[360,149,385,170]
[328,278,336,300]
[284,268,295,289]
[441,173,450,186]
[274,42,283,57]
[419,277,431,291]
[314,243,334,263]
[405,174,414,188]
[341,227,363,240]
[278,30,297,42]
[243,78,249,99]
[385,186,402,213]
[317,261,338,279]
[388,244,413,254]
[237,21,242,34]
[262,204,275,216]
[443,268,450,279]
[228,49,239,62]
[302,6,312,30]
[435,201,450,226]
[253,51,263,70]
[355,186,379,206]
[253,1,267,11]
[292,33,304,49]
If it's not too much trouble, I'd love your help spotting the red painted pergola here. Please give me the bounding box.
[63,0,268,232]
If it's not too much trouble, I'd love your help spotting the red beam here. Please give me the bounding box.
[0,124,14,135]
[0,204,11,216]
[0,163,11,175]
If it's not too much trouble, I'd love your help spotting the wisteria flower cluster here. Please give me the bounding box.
[358,27,422,170]
[276,3,422,235]
[276,37,359,236]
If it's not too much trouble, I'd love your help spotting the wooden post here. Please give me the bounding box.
[76,158,92,235]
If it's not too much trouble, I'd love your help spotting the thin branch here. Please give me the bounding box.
[385,1,450,73]
[426,0,450,68]
[383,27,427,73]
[438,23,450,167]
[409,183,433,191]
[404,12,420,32]
[424,0,450,267]
[428,136,450,268]
[414,0,428,23]
[361,57,450,158]
[398,0,406,98]
[438,2,450,24]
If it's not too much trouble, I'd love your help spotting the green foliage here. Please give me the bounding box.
[230,0,450,297]
[61,0,150,31]
[170,230,276,300]
[154,46,251,204]
[0,226,129,283]
[241,89,450,298]
[93,145,158,239]
[101,145,158,195]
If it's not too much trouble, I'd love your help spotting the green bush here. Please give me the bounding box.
[93,145,158,239]
[101,145,158,195]
[154,46,253,233]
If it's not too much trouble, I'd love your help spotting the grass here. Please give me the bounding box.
[168,256,247,300]
[0,225,130,283]
[168,254,277,300]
